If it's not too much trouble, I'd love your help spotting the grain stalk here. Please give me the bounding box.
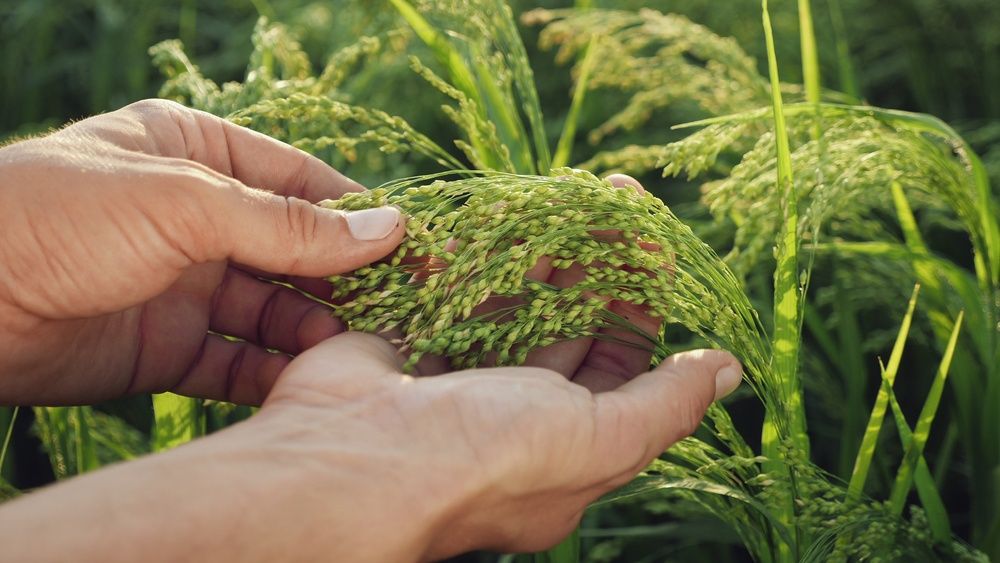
[762,1,806,557]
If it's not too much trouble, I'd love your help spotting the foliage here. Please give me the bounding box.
[2,1,999,562]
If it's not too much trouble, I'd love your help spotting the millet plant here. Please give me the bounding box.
[3,1,997,561]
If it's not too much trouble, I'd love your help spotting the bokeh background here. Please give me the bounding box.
[3,0,999,175]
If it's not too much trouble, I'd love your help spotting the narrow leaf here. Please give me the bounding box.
[0,407,17,477]
[762,0,808,450]
[552,39,598,169]
[880,363,951,542]
[797,0,821,140]
[889,311,965,514]
[847,284,921,497]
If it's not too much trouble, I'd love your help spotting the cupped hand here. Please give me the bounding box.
[0,99,405,405]
[255,332,742,560]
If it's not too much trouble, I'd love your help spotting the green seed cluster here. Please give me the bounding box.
[321,170,773,384]
[524,8,769,145]
[657,436,986,562]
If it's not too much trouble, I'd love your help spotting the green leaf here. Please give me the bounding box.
[32,407,100,479]
[797,0,820,140]
[762,0,807,450]
[389,0,495,168]
[889,311,964,514]
[596,475,796,548]
[847,284,921,498]
[879,363,952,542]
[826,0,859,99]
[0,407,16,479]
[552,39,598,169]
[0,475,18,501]
[152,393,204,452]
[72,407,99,475]
[762,1,805,557]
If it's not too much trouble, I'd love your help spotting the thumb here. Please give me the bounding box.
[186,169,406,277]
[594,349,742,475]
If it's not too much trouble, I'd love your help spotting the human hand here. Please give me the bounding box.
[0,330,740,562]
[253,331,742,560]
[0,99,405,405]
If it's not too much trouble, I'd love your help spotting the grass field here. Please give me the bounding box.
[1,1,999,561]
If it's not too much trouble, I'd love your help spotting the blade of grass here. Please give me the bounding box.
[807,241,986,362]
[847,284,921,498]
[33,408,70,479]
[0,407,17,477]
[490,0,551,173]
[33,407,99,478]
[762,0,807,448]
[72,406,99,474]
[832,276,867,479]
[389,0,497,170]
[826,0,859,99]
[888,311,964,515]
[468,42,533,172]
[0,476,17,500]
[879,361,951,542]
[552,38,598,169]
[797,0,820,141]
[152,393,204,451]
[762,1,805,558]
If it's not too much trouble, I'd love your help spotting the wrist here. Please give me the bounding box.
[241,401,488,561]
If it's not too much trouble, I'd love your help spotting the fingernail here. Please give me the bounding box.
[714,364,742,401]
[345,207,400,240]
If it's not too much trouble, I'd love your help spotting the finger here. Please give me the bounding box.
[474,255,555,367]
[157,160,406,277]
[572,300,661,392]
[209,267,345,354]
[593,349,742,478]
[131,99,365,202]
[287,275,337,301]
[519,262,594,376]
[171,335,291,405]
[522,175,648,376]
[605,173,645,194]
[265,332,407,406]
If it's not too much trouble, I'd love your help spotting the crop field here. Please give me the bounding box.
[1,0,999,561]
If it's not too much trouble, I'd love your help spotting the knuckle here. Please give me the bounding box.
[122,98,183,120]
[280,196,320,265]
[256,287,284,346]
[149,161,226,262]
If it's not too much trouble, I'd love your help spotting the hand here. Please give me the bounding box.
[0,331,740,562]
[0,99,405,405]
[256,332,743,559]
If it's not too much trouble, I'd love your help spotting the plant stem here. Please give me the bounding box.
[552,39,598,169]
[762,2,807,559]
[0,407,18,475]
[826,0,859,100]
